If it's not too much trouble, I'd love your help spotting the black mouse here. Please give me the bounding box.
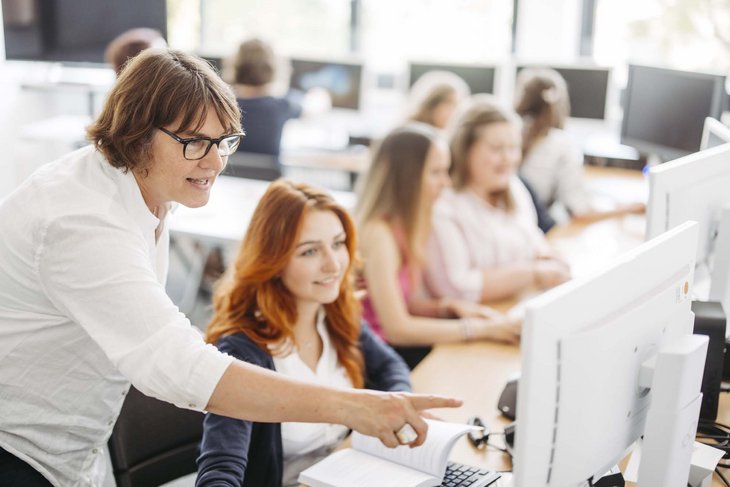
[497,375,519,420]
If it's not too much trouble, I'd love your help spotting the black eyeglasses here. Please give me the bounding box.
[158,127,244,160]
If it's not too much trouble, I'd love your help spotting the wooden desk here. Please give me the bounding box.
[411,209,728,486]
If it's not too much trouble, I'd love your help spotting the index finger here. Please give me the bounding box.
[406,394,463,411]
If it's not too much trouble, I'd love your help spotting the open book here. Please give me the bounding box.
[298,419,480,487]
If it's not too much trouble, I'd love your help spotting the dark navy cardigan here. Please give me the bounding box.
[195,322,412,487]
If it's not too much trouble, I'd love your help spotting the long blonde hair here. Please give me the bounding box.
[449,96,521,212]
[356,123,442,264]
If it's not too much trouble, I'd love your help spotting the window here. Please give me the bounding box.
[359,0,514,71]
[195,0,351,59]
[594,0,730,76]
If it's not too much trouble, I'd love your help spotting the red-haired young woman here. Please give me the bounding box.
[196,180,413,487]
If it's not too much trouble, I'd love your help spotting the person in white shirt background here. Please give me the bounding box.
[426,96,571,303]
[0,48,459,487]
[515,67,645,224]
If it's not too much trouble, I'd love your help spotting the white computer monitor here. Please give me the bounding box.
[513,222,706,486]
[700,117,730,150]
[646,143,730,306]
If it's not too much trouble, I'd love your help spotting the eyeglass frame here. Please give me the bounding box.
[158,127,244,161]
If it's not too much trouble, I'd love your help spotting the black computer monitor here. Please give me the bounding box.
[409,62,496,95]
[2,0,167,64]
[289,58,363,110]
[621,64,726,160]
[516,64,611,120]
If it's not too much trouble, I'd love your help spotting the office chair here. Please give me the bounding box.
[108,386,204,487]
[224,151,282,181]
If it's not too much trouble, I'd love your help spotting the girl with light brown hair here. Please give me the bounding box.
[425,96,570,303]
[515,67,644,223]
[357,123,521,369]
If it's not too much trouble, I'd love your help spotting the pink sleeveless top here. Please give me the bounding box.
[361,223,416,341]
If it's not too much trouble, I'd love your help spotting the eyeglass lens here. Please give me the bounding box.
[184,135,241,160]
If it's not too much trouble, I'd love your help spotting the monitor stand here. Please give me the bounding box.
[636,334,708,486]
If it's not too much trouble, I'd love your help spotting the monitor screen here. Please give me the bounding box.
[289,59,363,110]
[516,65,610,120]
[514,222,699,486]
[700,117,730,150]
[409,62,496,95]
[2,0,167,64]
[621,64,726,160]
[646,143,730,309]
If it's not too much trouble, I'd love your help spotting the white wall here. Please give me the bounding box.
[515,0,583,63]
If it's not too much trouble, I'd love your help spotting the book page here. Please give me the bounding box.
[297,448,438,487]
[351,419,478,478]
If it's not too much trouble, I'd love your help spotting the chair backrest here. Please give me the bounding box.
[224,151,282,181]
[108,387,203,487]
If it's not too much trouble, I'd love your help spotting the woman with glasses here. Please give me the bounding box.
[0,49,458,487]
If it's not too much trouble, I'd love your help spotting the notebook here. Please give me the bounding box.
[298,419,499,487]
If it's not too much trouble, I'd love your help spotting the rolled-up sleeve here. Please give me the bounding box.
[424,202,484,302]
[37,213,233,411]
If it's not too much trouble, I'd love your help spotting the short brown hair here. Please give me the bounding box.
[87,49,242,172]
[233,38,276,86]
[104,28,166,75]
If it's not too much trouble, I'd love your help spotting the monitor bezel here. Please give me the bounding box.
[620,64,727,160]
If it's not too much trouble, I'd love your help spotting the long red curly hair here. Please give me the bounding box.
[206,180,364,387]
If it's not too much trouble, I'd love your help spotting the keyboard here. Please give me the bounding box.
[441,462,501,487]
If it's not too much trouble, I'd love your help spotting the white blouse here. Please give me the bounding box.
[272,309,352,486]
[0,145,233,487]
[425,177,548,301]
[520,128,591,217]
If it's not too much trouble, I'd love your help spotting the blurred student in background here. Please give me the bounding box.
[406,71,470,130]
[356,123,521,369]
[105,28,167,75]
[425,97,570,303]
[197,181,412,487]
[515,68,645,224]
[232,38,301,162]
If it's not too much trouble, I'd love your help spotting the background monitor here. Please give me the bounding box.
[289,58,363,110]
[408,62,496,95]
[621,64,726,160]
[700,117,730,150]
[2,0,167,64]
[514,222,699,486]
[516,64,610,120]
[646,144,730,309]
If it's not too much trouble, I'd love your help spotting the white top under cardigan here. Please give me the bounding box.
[272,309,352,486]
[0,145,233,487]
[425,177,548,301]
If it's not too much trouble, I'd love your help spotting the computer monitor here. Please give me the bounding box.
[646,143,730,309]
[514,221,705,486]
[621,64,726,161]
[2,0,167,64]
[408,62,496,95]
[700,117,730,150]
[516,65,611,120]
[289,58,363,110]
